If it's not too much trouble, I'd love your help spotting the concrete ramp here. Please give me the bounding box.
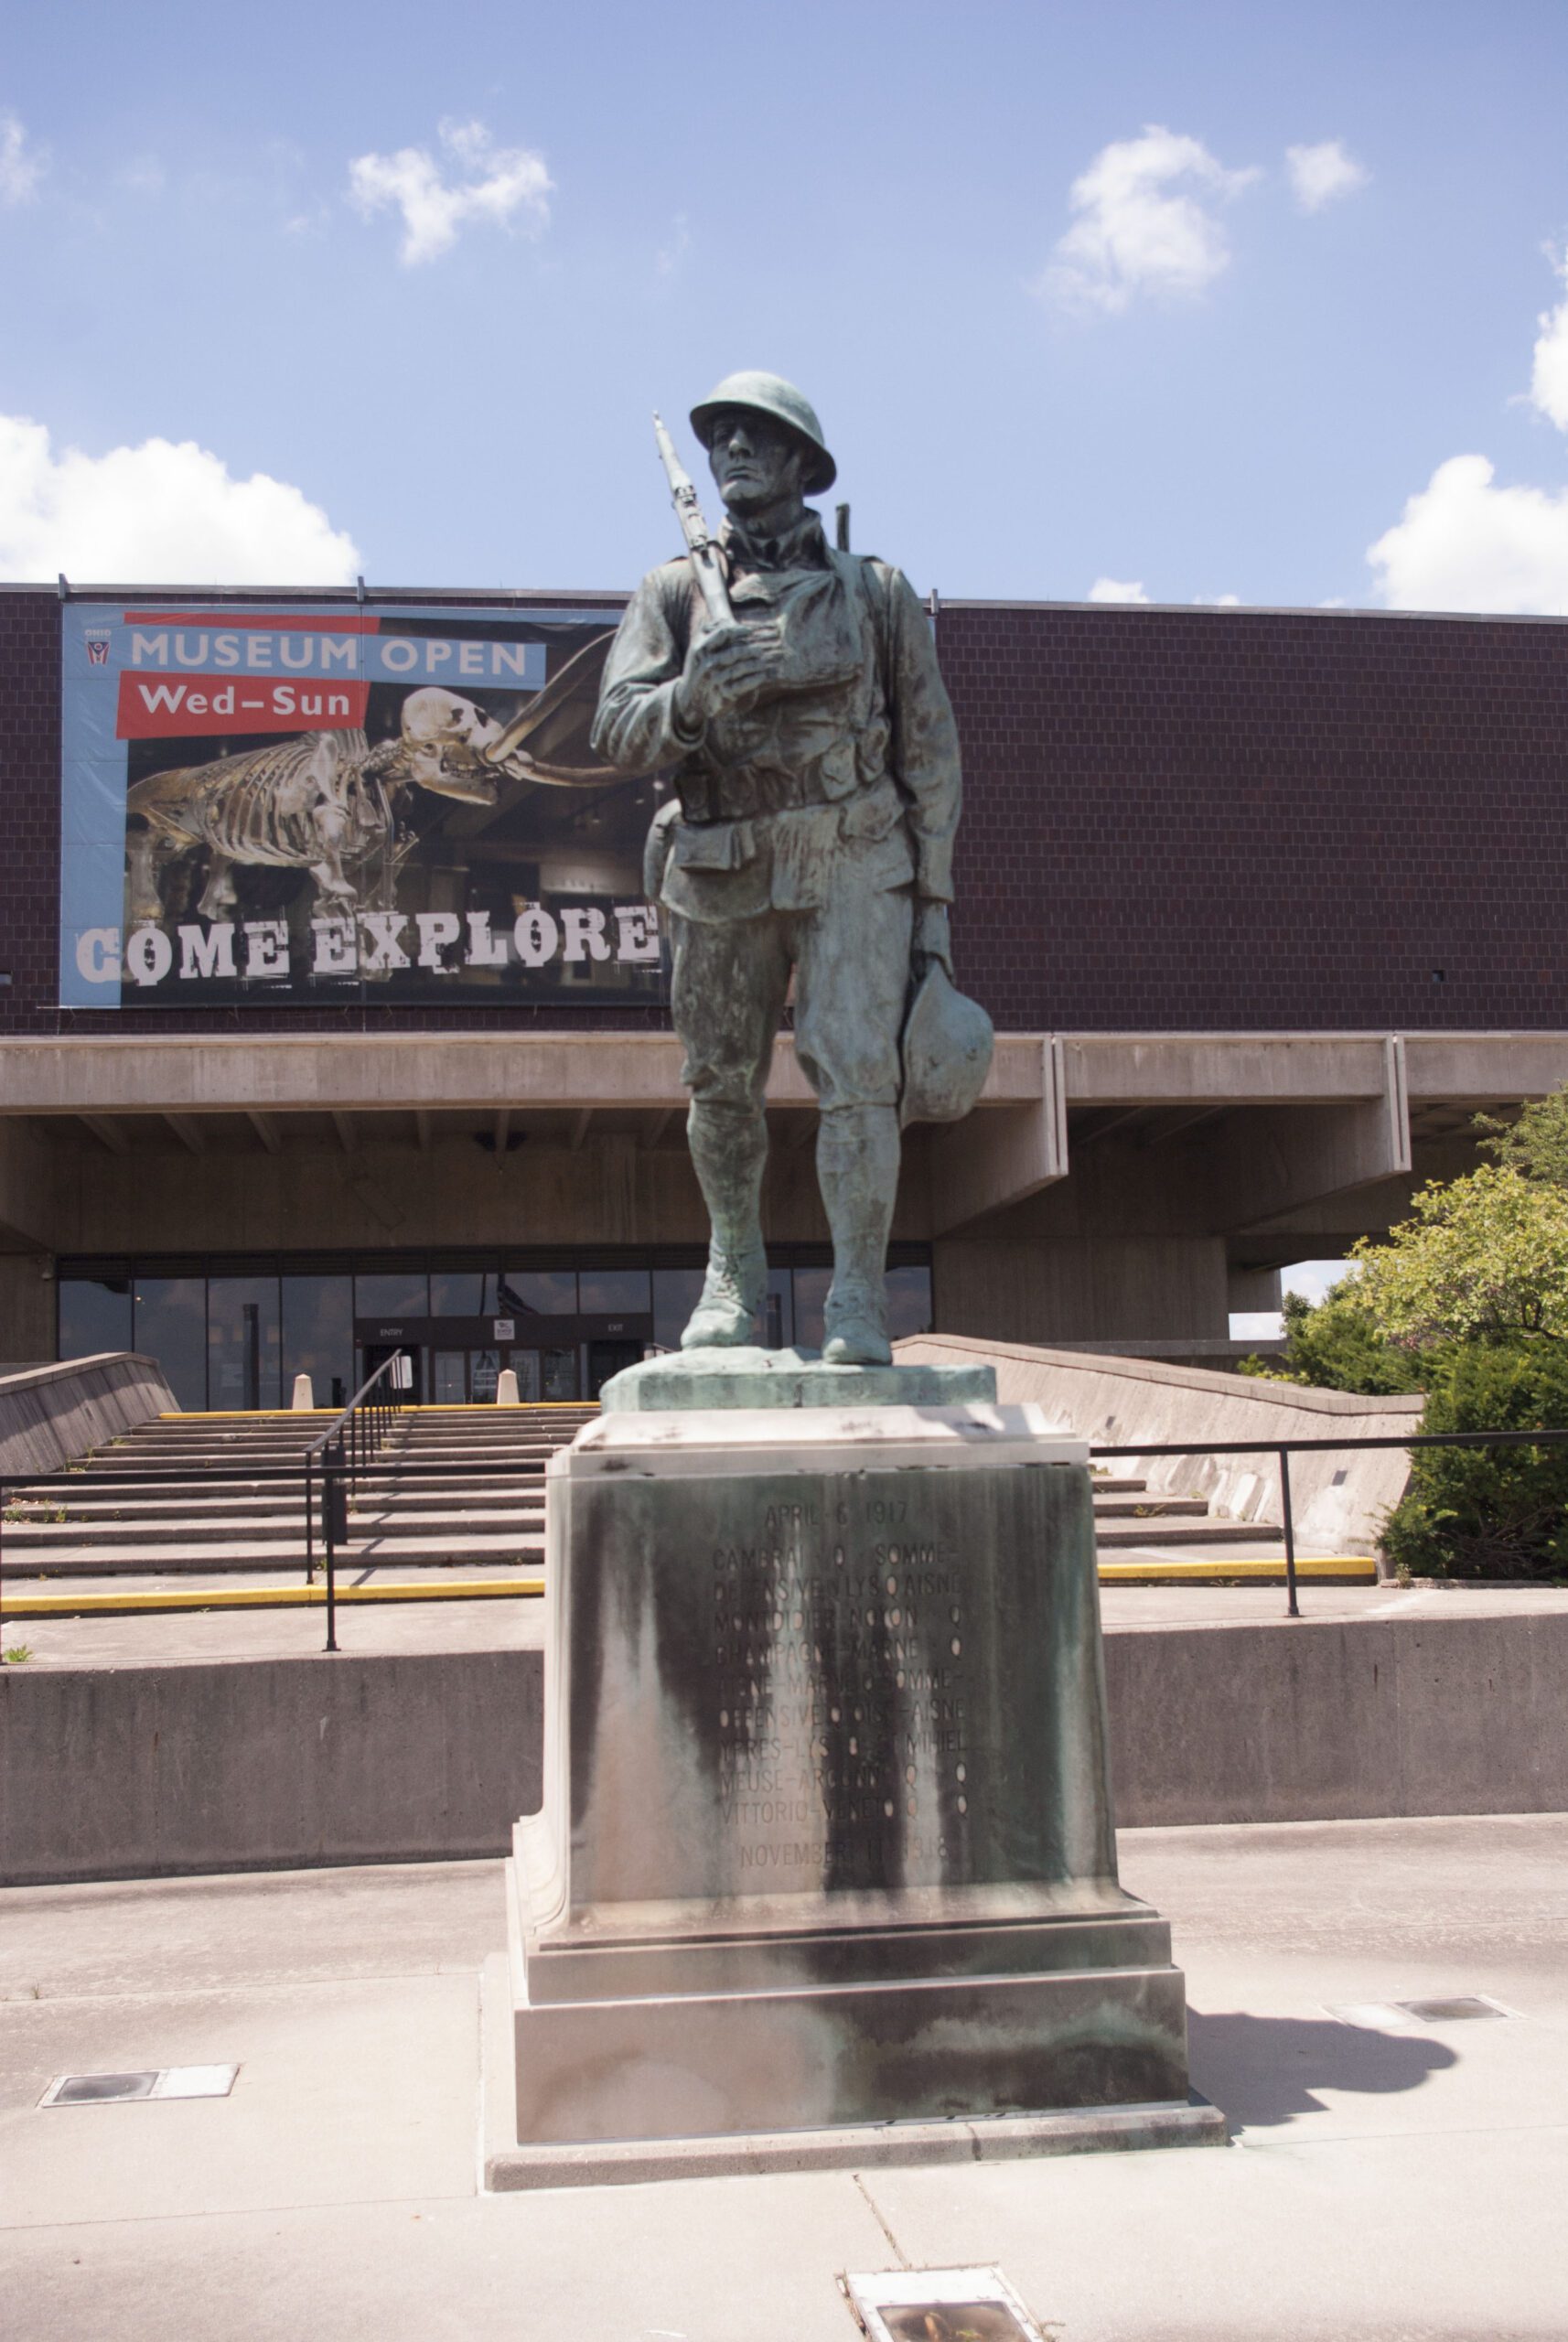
[895,1334,1422,1558]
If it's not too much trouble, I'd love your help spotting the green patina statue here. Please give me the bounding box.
[593,371,979,1367]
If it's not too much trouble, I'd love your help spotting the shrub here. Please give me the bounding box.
[1239,1286,1426,1396]
[1380,1340,1568,1582]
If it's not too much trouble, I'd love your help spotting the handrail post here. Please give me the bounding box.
[304,1453,315,1585]
[324,1439,341,1654]
[1279,1445,1300,1619]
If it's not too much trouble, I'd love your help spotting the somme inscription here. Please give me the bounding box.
[708,1481,977,1891]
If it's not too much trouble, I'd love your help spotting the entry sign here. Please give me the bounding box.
[493,1318,516,1341]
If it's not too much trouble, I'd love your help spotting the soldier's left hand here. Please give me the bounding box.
[913,901,953,974]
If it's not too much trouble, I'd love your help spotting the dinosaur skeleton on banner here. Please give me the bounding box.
[124,634,620,927]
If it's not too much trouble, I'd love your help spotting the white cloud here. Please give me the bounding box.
[0,111,47,205]
[0,414,359,584]
[1196,591,1241,607]
[349,117,552,265]
[1087,576,1149,603]
[1042,125,1259,314]
[1285,140,1369,213]
[1529,251,1568,431]
[1368,452,1568,615]
[1283,1259,1358,1305]
[655,213,692,279]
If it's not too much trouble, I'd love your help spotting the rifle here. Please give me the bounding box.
[653,412,734,628]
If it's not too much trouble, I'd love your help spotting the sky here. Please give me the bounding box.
[2,0,1568,607]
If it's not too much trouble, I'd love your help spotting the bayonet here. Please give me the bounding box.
[653,412,733,629]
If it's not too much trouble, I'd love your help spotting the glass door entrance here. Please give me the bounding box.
[428,1344,580,1402]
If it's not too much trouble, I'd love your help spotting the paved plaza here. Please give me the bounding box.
[3,1811,1564,2339]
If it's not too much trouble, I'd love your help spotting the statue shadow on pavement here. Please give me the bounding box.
[1187,2010,1458,2130]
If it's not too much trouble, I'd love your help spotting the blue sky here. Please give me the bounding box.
[4,0,1568,604]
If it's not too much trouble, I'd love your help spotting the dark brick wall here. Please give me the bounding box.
[940,601,1568,1031]
[6,588,1568,1036]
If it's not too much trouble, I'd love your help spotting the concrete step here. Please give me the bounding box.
[1090,1496,1211,1520]
[5,1529,547,1577]
[4,1500,546,1550]
[3,1482,546,1524]
[1094,1519,1283,1547]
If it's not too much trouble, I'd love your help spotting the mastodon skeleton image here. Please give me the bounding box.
[124,635,623,928]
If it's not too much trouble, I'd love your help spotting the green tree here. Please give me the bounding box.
[1380,1340,1568,1581]
[1348,1165,1568,1348]
[1239,1283,1425,1395]
[1476,1086,1568,1190]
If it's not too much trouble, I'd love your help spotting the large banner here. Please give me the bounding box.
[59,600,664,1007]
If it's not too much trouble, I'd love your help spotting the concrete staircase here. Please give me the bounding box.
[1090,1469,1281,1548]
[1,1405,596,1578]
[1,1406,1277,1580]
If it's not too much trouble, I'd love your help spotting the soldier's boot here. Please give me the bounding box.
[681,1101,769,1349]
[817,1104,899,1368]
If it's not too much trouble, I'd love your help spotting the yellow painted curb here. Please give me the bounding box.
[1097,1555,1378,1582]
[0,1579,544,1618]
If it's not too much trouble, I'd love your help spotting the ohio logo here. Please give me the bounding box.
[84,630,112,666]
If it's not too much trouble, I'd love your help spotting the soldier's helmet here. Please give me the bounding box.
[690,371,837,496]
[899,963,995,1129]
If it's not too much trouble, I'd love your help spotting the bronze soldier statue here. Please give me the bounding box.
[593,371,978,1366]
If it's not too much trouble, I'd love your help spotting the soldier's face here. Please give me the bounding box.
[706,409,808,516]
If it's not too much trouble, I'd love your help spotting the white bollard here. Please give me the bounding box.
[291,1372,316,1412]
[496,1368,521,1406]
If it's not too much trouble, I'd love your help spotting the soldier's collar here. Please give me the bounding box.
[720,509,831,575]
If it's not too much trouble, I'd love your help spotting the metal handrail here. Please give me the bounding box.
[306,1349,411,1463]
[4,1418,1565,1660]
[305,1349,410,1649]
[1090,1426,1568,1618]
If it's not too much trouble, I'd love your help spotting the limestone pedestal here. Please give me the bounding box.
[493,1399,1223,2185]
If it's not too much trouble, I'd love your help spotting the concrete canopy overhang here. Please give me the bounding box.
[3,1028,1567,1252]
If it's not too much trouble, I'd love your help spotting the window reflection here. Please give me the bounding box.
[886,1264,934,1339]
[59,1275,133,1361]
[431,1268,499,1316]
[501,1270,577,1316]
[356,1271,430,1318]
[282,1276,353,1412]
[791,1268,832,1352]
[652,1267,703,1351]
[578,1267,652,1316]
[209,1275,281,1411]
[133,1277,207,1411]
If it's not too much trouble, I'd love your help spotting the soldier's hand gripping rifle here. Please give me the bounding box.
[654,412,734,628]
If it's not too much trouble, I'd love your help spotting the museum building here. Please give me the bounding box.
[2,579,1567,1408]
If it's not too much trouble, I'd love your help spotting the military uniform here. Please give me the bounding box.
[592,394,962,1359]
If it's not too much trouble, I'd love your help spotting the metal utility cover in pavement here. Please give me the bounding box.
[40,2064,239,2107]
[844,2267,1047,2342]
[1327,1996,1511,2030]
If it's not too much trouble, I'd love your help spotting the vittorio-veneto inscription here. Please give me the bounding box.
[709,1488,975,1887]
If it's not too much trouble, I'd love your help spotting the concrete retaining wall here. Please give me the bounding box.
[0,1649,543,1886]
[0,1352,177,1480]
[897,1332,1423,1553]
[1106,1611,1568,1828]
[4,1617,1563,1884]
